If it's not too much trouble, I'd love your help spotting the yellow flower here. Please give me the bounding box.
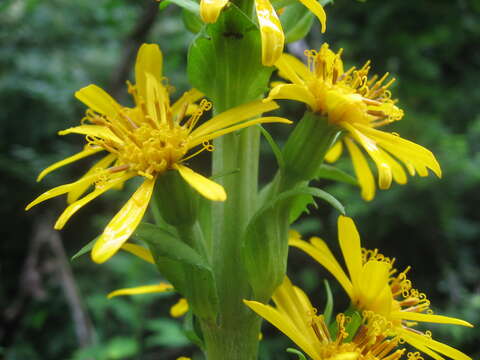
[107,243,189,318]
[289,216,473,360]
[244,277,408,360]
[199,0,326,66]
[26,43,290,263]
[267,44,441,201]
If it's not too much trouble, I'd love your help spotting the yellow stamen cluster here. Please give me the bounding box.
[309,313,406,360]
[82,89,212,180]
[304,44,404,126]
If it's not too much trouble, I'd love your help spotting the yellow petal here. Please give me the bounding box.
[255,0,285,66]
[275,53,313,84]
[188,116,291,148]
[272,277,313,335]
[91,178,156,263]
[170,298,189,318]
[107,282,173,299]
[67,154,117,204]
[400,329,472,360]
[37,147,102,182]
[200,0,229,23]
[356,260,392,315]
[265,84,317,110]
[171,88,204,118]
[121,243,155,264]
[357,124,442,179]
[325,140,343,163]
[391,311,473,328]
[54,172,134,230]
[75,84,121,118]
[59,125,123,144]
[338,215,363,291]
[174,164,226,201]
[135,43,163,101]
[189,100,279,139]
[243,300,320,360]
[342,122,393,189]
[296,0,326,32]
[289,237,353,298]
[344,138,375,201]
[145,72,169,125]
[26,172,104,211]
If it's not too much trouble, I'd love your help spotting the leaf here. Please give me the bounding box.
[344,310,362,342]
[316,164,358,186]
[243,186,343,300]
[286,348,308,360]
[281,2,315,44]
[289,193,316,223]
[182,8,204,34]
[168,0,199,13]
[135,223,218,320]
[71,237,97,261]
[188,4,273,106]
[323,280,333,325]
[259,125,285,169]
[183,310,205,349]
[158,0,171,10]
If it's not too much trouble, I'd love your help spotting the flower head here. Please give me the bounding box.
[26,43,290,263]
[267,44,441,200]
[244,277,408,360]
[289,216,473,360]
[199,0,326,66]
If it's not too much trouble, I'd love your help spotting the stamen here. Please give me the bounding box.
[109,164,130,173]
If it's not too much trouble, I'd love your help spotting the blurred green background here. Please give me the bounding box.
[1,0,479,359]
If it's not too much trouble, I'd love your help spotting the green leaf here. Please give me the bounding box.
[243,186,343,300]
[182,8,203,34]
[183,310,205,349]
[286,348,308,360]
[259,125,285,169]
[289,193,316,223]
[281,2,315,44]
[308,186,345,214]
[344,310,362,342]
[135,223,218,320]
[70,237,97,261]
[188,4,273,107]
[158,0,171,10]
[323,280,333,325]
[168,0,199,13]
[316,164,358,186]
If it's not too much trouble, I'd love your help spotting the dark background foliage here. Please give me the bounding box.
[1,0,479,359]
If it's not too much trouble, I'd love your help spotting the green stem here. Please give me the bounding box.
[201,315,262,360]
[204,114,261,359]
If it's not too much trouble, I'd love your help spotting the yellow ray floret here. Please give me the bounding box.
[289,216,473,360]
[198,0,326,66]
[26,43,290,263]
[244,277,406,360]
[108,246,189,318]
[268,44,441,201]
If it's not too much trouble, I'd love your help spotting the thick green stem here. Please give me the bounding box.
[201,103,261,359]
[201,315,262,360]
